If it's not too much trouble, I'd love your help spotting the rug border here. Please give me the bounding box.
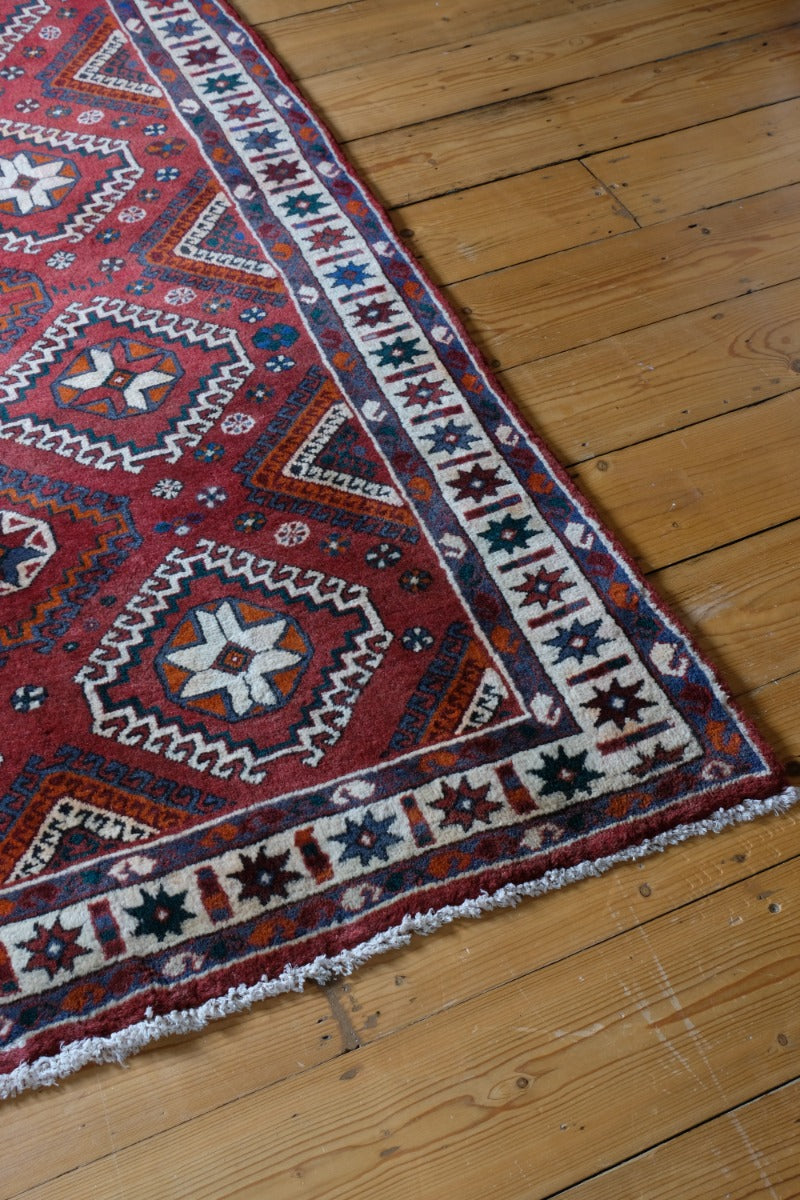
[205,0,786,788]
[1,784,796,1099]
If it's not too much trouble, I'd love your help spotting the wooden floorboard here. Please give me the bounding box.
[4,1,799,1197]
[249,0,610,80]
[502,279,800,464]
[347,23,800,207]
[555,1080,800,1199]
[447,183,800,364]
[298,0,796,140]
[16,859,800,1199]
[584,96,800,224]
[392,162,637,281]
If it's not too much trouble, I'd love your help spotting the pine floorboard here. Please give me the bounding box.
[3,1,799,1196]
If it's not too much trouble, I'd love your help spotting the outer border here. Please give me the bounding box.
[1,785,796,1098]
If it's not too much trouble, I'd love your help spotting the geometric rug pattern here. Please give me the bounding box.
[0,0,788,1095]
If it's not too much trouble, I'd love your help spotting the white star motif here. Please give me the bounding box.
[0,152,75,215]
[165,601,305,716]
[65,348,173,412]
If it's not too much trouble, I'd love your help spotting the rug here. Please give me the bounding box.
[0,0,792,1098]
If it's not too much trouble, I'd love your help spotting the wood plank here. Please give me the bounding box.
[0,987,344,1200]
[341,813,800,1052]
[501,279,800,465]
[4,793,796,1194]
[568,391,800,571]
[741,671,800,763]
[447,183,800,367]
[229,0,343,25]
[347,24,800,206]
[17,858,800,1200]
[302,0,800,141]
[652,521,800,696]
[586,97,800,225]
[259,0,612,80]
[392,162,636,282]
[556,1080,800,1200]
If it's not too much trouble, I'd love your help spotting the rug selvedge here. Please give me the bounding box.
[0,0,790,1095]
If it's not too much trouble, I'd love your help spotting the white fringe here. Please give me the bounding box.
[2,785,797,1099]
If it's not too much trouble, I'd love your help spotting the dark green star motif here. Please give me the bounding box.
[479,513,538,556]
[280,190,328,218]
[125,885,195,944]
[331,811,403,868]
[200,72,242,95]
[531,746,603,800]
[229,847,302,905]
[371,334,426,369]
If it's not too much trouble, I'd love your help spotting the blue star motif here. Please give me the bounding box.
[331,811,402,868]
[325,260,372,291]
[241,128,281,152]
[421,419,480,456]
[544,618,610,665]
[163,17,199,37]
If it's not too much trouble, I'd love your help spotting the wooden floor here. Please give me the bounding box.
[5,1,800,1196]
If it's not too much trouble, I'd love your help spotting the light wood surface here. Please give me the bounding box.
[4,2,799,1197]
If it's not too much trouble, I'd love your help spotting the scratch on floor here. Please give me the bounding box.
[325,982,361,1053]
[637,924,723,1091]
[729,1111,780,1200]
[98,1082,126,1200]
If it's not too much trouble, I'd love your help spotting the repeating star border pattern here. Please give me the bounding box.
[0,0,790,1093]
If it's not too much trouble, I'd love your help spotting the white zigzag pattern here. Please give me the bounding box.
[0,121,142,251]
[76,541,392,781]
[73,29,165,99]
[0,297,253,472]
[0,1,50,63]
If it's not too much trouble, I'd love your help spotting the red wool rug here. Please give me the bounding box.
[0,0,793,1097]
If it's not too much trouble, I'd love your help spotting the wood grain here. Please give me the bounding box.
[448,183,800,366]
[742,671,800,762]
[586,97,800,225]
[347,25,800,206]
[392,161,636,281]
[568,390,800,571]
[0,987,343,1199]
[652,520,800,695]
[501,278,800,464]
[300,0,797,140]
[556,1080,800,1199]
[254,0,609,80]
[16,860,800,1199]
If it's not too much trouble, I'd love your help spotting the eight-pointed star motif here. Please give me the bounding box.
[164,601,307,717]
[0,151,77,215]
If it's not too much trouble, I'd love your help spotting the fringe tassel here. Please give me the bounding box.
[2,785,797,1099]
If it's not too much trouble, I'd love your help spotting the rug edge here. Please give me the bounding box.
[2,784,796,1101]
